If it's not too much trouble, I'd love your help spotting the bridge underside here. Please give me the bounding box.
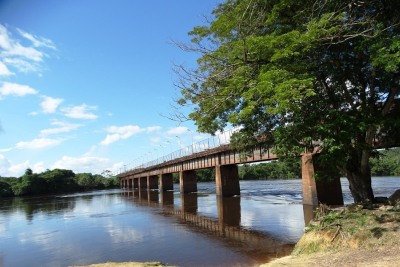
[119,145,344,206]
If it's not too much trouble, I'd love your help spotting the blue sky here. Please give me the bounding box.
[0,0,223,177]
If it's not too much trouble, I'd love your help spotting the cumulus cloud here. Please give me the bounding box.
[100,125,162,146]
[0,154,45,177]
[51,156,120,174]
[40,120,81,136]
[0,61,13,76]
[15,137,64,150]
[61,104,98,120]
[146,126,162,132]
[167,126,188,135]
[100,125,144,146]
[0,82,37,97]
[40,95,64,113]
[16,28,56,50]
[0,24,56,74]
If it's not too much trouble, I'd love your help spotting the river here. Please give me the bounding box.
[0,177,399,267]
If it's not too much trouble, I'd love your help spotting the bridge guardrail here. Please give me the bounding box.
[119,129,239,175]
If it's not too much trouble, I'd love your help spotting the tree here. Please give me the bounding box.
[176,0,400,203]
[76,173,97,190]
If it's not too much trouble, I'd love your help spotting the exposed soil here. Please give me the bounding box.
[71,262,172,267]
[262,204,400,267]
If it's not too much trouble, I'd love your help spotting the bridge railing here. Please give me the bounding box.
[119,129,238,174]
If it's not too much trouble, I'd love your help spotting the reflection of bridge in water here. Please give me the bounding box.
[122,190,298,262]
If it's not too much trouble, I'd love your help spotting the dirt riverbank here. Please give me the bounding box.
[262,203,400,267]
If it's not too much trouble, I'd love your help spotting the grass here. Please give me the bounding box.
[293,204,400,256]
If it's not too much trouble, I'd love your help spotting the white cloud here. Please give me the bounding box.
[0,82,38,97]
[40,95,64,113]
[146,126,162,132]
[100,125,144,146]
[0,24,12,50]
[15,137,64,150]
[0,61,13,76]
[61,104,98,120]
[0,24,56,74]
[40,120,81,136]
[167,126,188,135]
[17,28,57,50]
[51,156,117,174]
[3,57,38,73]
[0,154,45,177]
[4,42,43,62]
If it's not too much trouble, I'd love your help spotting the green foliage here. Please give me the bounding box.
[196,168,215,182]
[0,181,13,197]
[177,0,400,203]
[239,158,301,180]
[370,148,400,176]
[0,168,119,198]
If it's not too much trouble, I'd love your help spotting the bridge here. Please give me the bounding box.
[118,130,344,206]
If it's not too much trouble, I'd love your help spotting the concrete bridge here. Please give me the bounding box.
[118,131,344,206]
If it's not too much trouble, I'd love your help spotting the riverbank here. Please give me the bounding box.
[262,201,400,267]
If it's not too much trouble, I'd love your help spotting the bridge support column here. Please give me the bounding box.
[179,170,197,193]
[160,173,173,191]
[129,178,133,189]
[215,164,240,197]
[302,153,344,206]
[139,177,147,190]
[147,175,158,190]
[133,178,138,189]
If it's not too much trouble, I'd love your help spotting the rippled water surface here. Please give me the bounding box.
[0,178,399,267]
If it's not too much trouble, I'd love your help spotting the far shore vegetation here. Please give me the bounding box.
[2,148,398,198]
[0,168,119,198]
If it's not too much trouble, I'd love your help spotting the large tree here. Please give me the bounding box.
[176,0,400,203]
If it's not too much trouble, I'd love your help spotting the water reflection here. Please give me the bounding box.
[180,193,198,213]
[217,196,241,226]
[121,190,294,262]
[0,196,76,221]
[160,191,174,206]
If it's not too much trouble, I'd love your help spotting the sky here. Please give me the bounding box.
[0,0,223,177]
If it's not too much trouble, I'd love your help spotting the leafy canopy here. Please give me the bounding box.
[178,0,400,160]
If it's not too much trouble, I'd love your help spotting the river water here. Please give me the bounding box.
[0,178,399,267]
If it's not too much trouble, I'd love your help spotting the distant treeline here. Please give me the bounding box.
[191,148,400,182]
[370,148,400,176]
[1,148,398,198]
[184,157,302,182]
[0,168,119,198]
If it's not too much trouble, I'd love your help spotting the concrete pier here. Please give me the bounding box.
[215,164,240,197]
[180,170,197,193]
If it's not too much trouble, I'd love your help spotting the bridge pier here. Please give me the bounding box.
[161,191,174,206]
[160,173,174,191]
[180,170,197,193]
[215,164,240,197]
[133,178,138,189]
[301,153,344,206]
[147,175,158,190]
[139,177,147,190]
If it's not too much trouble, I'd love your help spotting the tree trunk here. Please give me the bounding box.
[345,148,375,203]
